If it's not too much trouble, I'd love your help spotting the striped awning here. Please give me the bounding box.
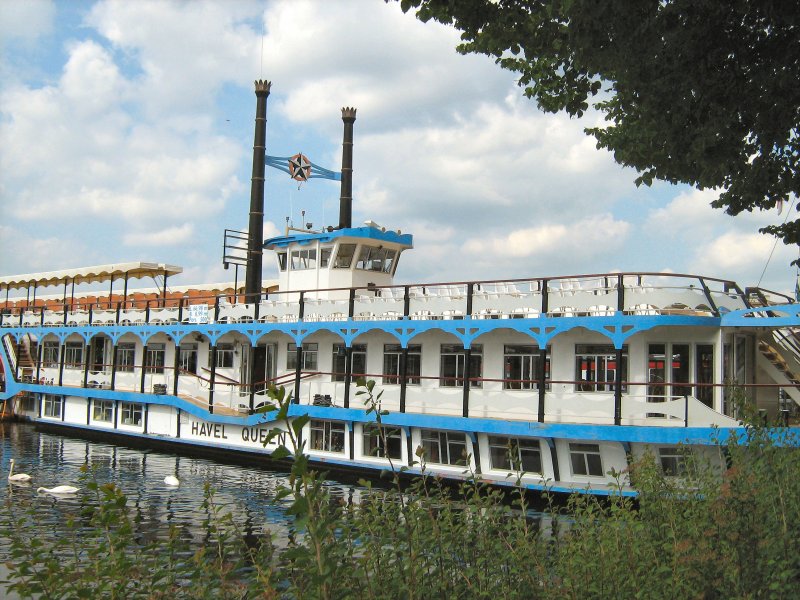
[0,262,183,291]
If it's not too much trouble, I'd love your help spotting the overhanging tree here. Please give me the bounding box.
[397,0,800,264]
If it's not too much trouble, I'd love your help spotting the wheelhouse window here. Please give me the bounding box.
[382,344,421,385]
[569,443,604,477]
[277,252,287,272]
[116,343,136,373]
[362,424,403,460]
[331,344,367,382]
[309,419,345,453]
[287,343,318,370]
[120,402,144,427]
[212,343,235,369]
[290,248,316,270]
[63,341,84,370]
[145,343,165,373]
[42,394,63,418]
[488,436,543,474]
[320,247,332,268]
[355,246,397,273]
[333,243,356,269]
[92,399,114,423]
[42,341,60,368]
[503,345,550,390]
[440,344,482,388]
[575,345,627,392]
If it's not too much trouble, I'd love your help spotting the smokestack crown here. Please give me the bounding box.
[255,80,272,95]
[341,107,357,122]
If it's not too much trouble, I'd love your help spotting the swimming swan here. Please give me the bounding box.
[37,485,79,495]
[164,475,180,486]
[8,459,32,482]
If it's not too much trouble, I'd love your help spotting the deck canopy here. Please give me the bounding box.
[0,262,183,291]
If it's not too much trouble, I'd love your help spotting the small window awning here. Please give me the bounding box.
[0,262,183,291]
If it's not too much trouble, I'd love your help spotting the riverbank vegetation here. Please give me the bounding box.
[3,383,799,598]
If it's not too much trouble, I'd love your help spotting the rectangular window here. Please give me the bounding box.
[695,344,714,406]
[277,252,287,272]
[382,344,421,385]
[362,424,403,460]
[333,243,356,269]
[42,394,63,418]
[331,344,367,382]
[575,345,627,392]
[116,343,136,373]
[42,341,60,368]
[120,402,144,427]
[355,246,397,273]
[309,419,345,453]
[320,247,332,268]
[145,343,165,373]
[569,443,604,477]
[287,343,318,370]
[92,399,114,423]
[488,436,543,474]
[63,341,84,370]
[290,248,317,270]
[503,345,550,390]
[658,447,688,477]
[179,343,198,373]
[440,344,482,388]
[214,343,234,369]
[420,429,468,466]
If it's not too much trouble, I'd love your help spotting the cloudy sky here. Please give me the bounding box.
[1,0,796,297]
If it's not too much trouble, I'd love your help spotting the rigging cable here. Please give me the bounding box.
[756,201,795,288]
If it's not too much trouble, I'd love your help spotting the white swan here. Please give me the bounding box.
[164,475,180,486]
[8,459,32,482]
[37,485,79,495]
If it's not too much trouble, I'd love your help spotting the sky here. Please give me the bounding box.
[1,0,797,298]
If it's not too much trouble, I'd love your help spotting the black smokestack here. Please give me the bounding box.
[245,79,271,299]
[338,107,356,229]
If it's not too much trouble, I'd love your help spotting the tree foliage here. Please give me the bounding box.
[397,0,800,261]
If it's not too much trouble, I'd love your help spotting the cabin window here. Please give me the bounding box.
[179,343,198,374]
[320,247,332,268]
[120,402,144,427]
[309,419,345,453]
[212,343,235,369]
[333,243,357,268]
[355,246,397,273]
[277,252,287,271]
[92,399,114,423]
[42,341,60,368]
[290,248,317,270]
[569,443,604,477]
[440,344,482,388]
[116,343,136,373]
[503,345,550,390]
[63,341,84,370]
[574,345,628,392]
[42,394,63,418]
[420,429,468,466]
[488,436,542,474]
[145,343,165,373]
[658,447,689,477]
[647,343,714,407]
[382,344,421,385]
[331,344,367,382]
[287,343,318,370]
[362,424,403,460]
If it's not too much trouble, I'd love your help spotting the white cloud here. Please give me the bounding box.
[123,223,194,246]
[0,0,55,43]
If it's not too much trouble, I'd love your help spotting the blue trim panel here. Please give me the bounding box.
[264,226,413,250]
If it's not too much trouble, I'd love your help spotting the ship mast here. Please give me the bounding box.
[245,79,272,299]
